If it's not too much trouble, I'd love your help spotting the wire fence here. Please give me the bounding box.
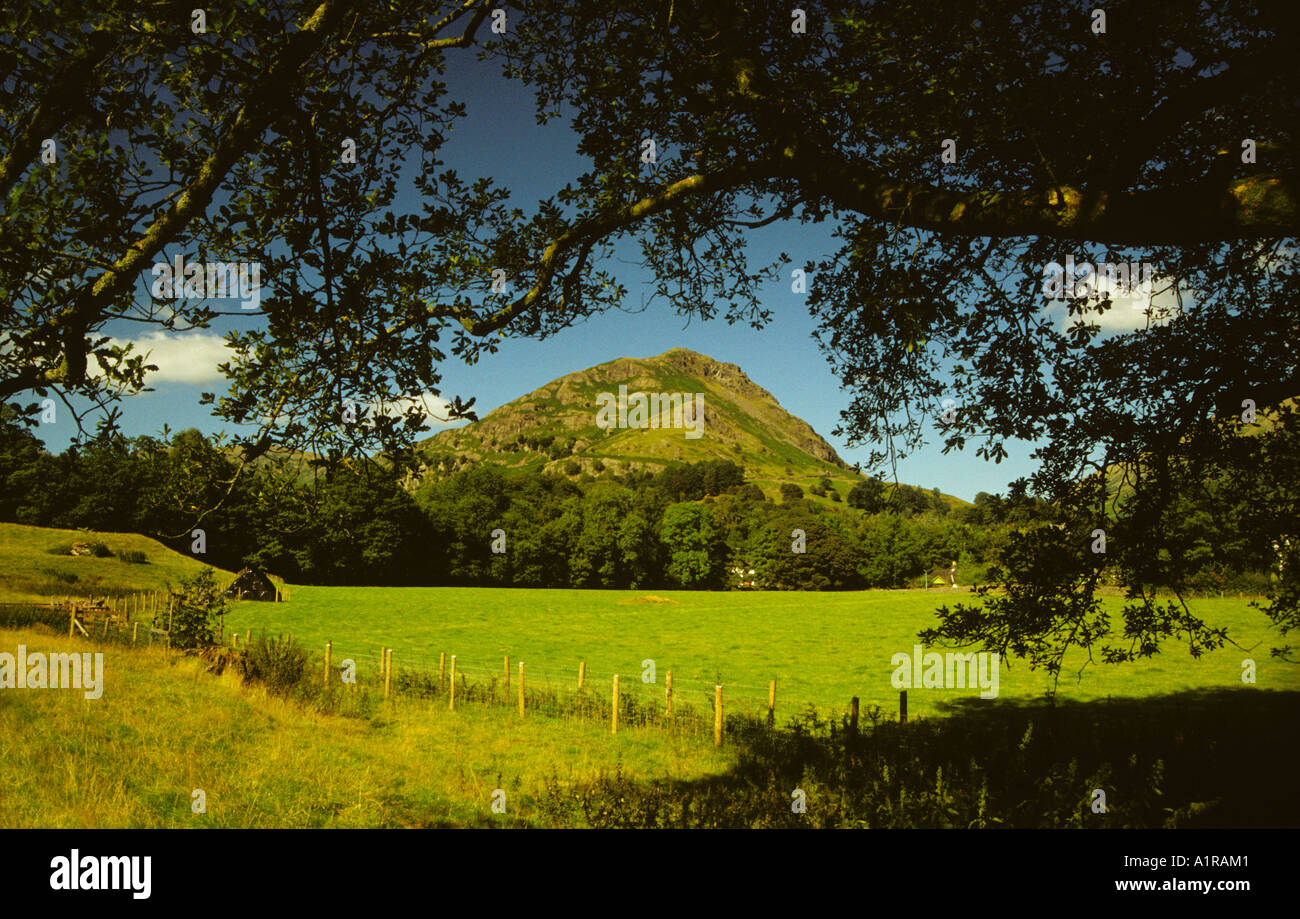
[0,601,171,647]
[317,638,782,740]
[0,603,790,742]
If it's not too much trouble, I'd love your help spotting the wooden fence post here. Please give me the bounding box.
[438,652,446,687]
[132,622,138,646]
[449,655,457,711]
[384,649,393,699]
[768,679,776,727]
[714,684,724,747]
[850,696,859,734]
[578,660,586,691]
[517,661,525,717]
[611,674,619,734]
[68,605,75,638]
[900,690,908,725]
[324,641,332,687]
[232,631,238,650]
[665,670,674,717]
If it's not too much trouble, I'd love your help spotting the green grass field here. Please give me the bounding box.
[0,626,727,828]
[3,522,1289,721]
[224,585,1297,721]
[4,522,1298,828]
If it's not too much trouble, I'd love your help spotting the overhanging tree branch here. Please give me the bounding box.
[1101,32,1300,188]
[0,29,120,200]
[54,0,361,385]
[421,0,492,50]
[778,144,1299,244]
[437,158,774,335]
[451,143,1298,342]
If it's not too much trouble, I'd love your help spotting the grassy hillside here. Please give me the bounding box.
[3,621,1296,828]
[416,348,967,508]
[0,522,233,603]
[2,544,1295,828]
[0,626,727,828]
[420,348,848,477]
[224,586,1297,721]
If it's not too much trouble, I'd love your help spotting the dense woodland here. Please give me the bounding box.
[0,419,1266,594]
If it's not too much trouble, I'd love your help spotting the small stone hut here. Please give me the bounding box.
[226,567,277,601]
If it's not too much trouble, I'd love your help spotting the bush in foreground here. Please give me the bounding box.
[168,567,227,650]
[244,631,309,696]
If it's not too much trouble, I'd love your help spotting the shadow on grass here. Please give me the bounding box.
[534,688,1300,828]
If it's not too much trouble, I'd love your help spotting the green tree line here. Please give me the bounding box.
[0,419,1097,591]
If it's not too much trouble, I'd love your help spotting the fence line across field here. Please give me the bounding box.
[314,638,791,744]
[332,645,759,692]
[339,649,742,694]
[0,599,915,741]
[313,643,739,689]
[0,598,784,729]
[326,644,769,703]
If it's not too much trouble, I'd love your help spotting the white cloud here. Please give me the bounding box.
[1075,282,1183,331]
[108,335,470,431]
[373,392,468,430]
[1043,266,1186,333]
[118,331,233,384]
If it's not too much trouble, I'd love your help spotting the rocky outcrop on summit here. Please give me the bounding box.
[657,349,848,469]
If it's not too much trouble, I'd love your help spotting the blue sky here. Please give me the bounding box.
[37,51,1045,502]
